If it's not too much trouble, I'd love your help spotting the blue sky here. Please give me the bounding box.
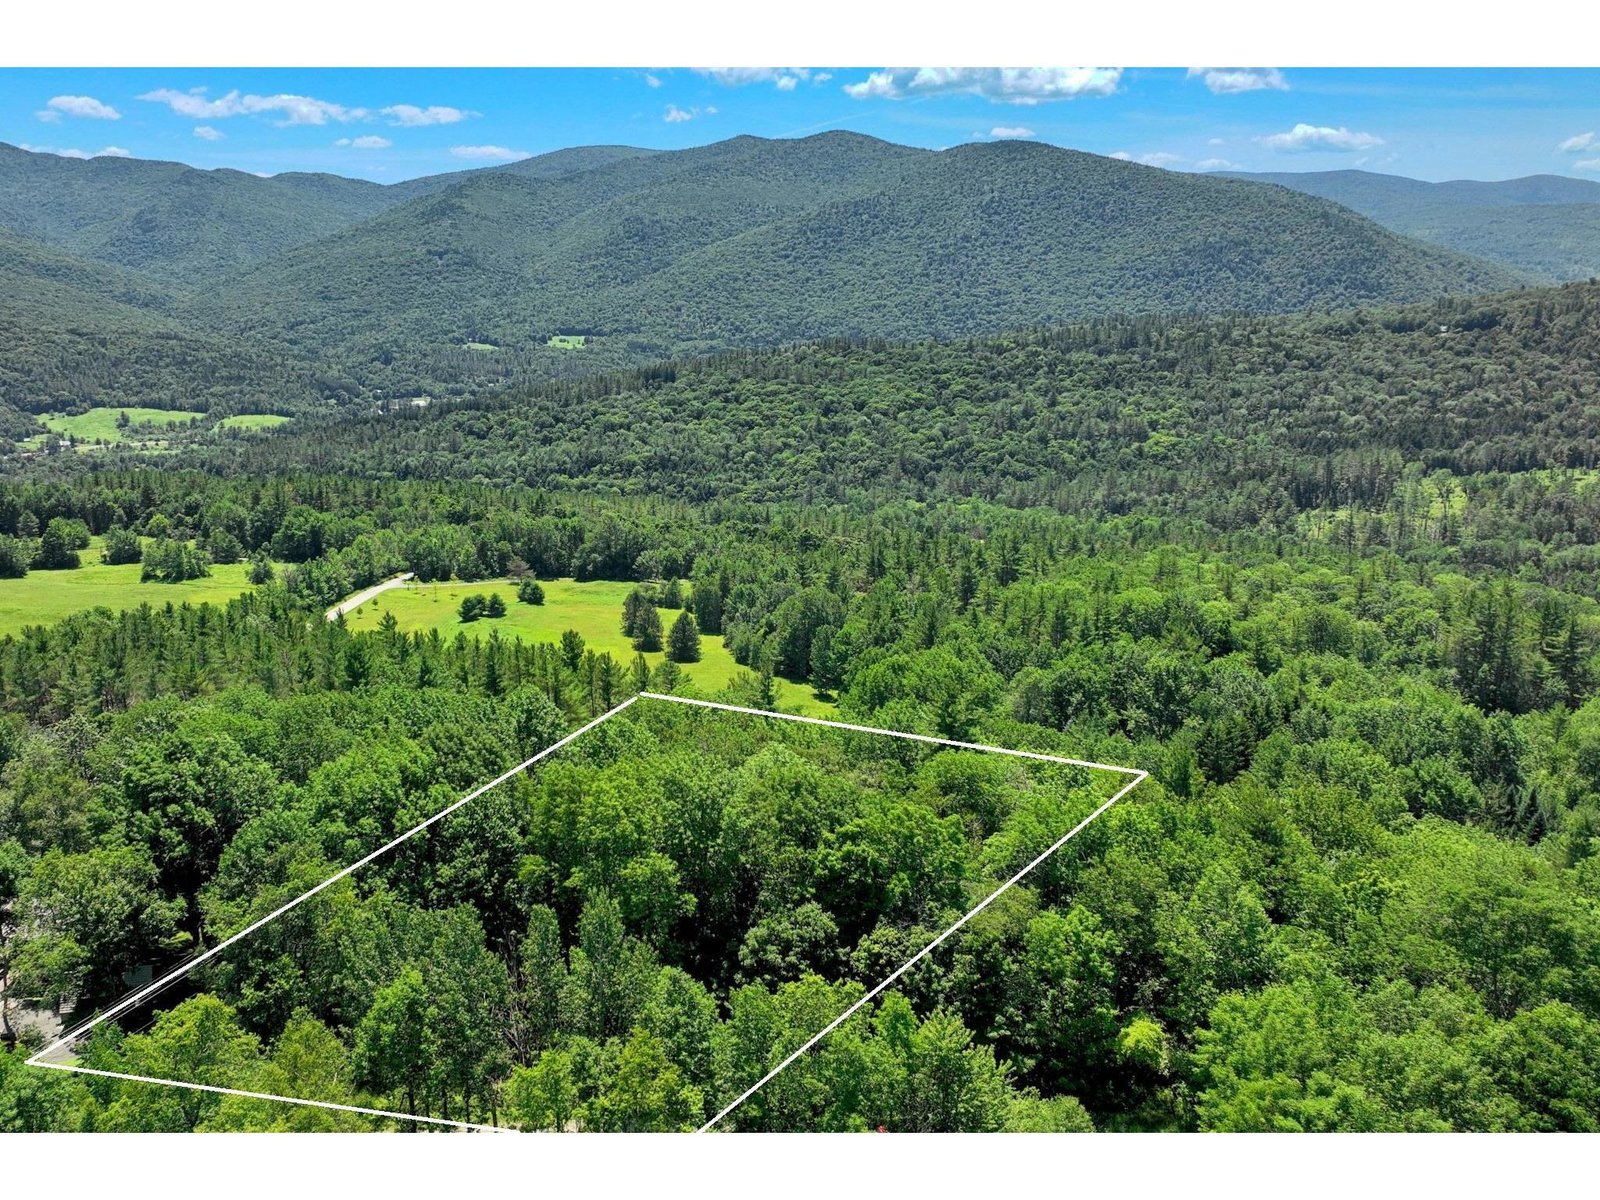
[4,67,1598,183]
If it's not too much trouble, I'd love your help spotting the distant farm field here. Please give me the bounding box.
[216,414,293,431]
[342,578,835,715]
[546,334,586,349]
[0,537,268,636]
[40,407,206,443]
[463,342,498,352]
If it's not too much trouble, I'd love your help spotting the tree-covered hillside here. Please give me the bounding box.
[0,140,657,283]
[203,135,1519,384]
[0,136,1524,412]
[1226,169,1600,282]
[223,283,1600,529]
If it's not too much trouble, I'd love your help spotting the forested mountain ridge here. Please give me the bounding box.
[0,134,1525,413]
[223,281,1600,525]
[201,135,1521,376]
[0,139,656,282]
[1224,168,1600,282]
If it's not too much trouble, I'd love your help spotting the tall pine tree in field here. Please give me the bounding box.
[667,611,700,663]
[634,605,664,652]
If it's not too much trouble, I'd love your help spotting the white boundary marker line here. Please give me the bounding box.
[26,1062,510,1133]
[642,694,1148,1132]
[24,696,642,1131]
[25,689,1145,1135]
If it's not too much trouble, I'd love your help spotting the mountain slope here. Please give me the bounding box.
[200,135,1519,391]
[1225,169,1600,281]
[0,141,657,283]
[212,281,1600,510]
[0,136,1529,405]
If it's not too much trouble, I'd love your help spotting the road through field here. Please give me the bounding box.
[324,572,415,621]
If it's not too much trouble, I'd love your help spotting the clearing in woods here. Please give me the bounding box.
[0,536,271,636]
[40,408,207,443]
[341,577,836,715]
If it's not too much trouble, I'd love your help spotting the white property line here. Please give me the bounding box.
[650,695,1148,1131]
[25,697,643,1121]
[27,690,1145,1135]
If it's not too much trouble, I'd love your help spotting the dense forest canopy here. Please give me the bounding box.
[3,272,1600,1129]
[2,138,1600,1133]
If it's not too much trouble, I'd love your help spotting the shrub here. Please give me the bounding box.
[101,527,144,566]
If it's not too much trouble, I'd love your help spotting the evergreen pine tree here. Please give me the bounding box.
[667,611,700,663]
[633,604,664,652]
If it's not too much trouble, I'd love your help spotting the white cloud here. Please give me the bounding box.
[37,94,121,122]
[1111,149,1184,168]
[51,145,130,159]
[336,135,393,149]
[990,126,1036,139]
[1574,158,1600,173]
[1558,131,1596,153]
[1208,137,1226,146]
[192,125,224,141]
[138,87,368,125]
[844,67,1121,104]
[450,144,530,162]
[1188,68,1288,95]
[644,73,662,88]
[1196,157,1242,171]
[382,104,475,127]
[694,68,811,90]
[1258,123,1384,152]
[813,72,832,84]
[664,104,717,122]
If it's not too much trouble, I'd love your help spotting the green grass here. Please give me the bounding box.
[463,341,499,352]
[0,536,269,636]
[40,407,206,443]
[217,414,293,431]
[546,335,586,349]
[343,578,836,716]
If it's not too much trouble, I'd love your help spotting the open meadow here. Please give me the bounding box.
[0,536,267,635]
[40,407,207,443]
[341,577,836,714]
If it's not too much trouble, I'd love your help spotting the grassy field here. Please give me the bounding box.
[0,536,267,636]
[41,407,206,443]
[546,335,586,349]
[217,414,293,431]
[463,342,498,352]
[343,578,836,715]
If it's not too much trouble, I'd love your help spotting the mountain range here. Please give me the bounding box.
[1,133,1582,423]
[1224,169,1600,282]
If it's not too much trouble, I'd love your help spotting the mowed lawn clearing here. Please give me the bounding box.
[216,414,293,431]
[0,537,267,636]
[342,578,837,716]
[41,407,206,442]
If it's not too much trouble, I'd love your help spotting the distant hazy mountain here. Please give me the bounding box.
[1224,169,1600,282]
[0,135,1525,408]
[0,141,656,282]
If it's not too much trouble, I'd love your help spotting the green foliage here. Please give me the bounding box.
[140,538,209,583]
[666,610,700,663]
[100,526,142,566]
